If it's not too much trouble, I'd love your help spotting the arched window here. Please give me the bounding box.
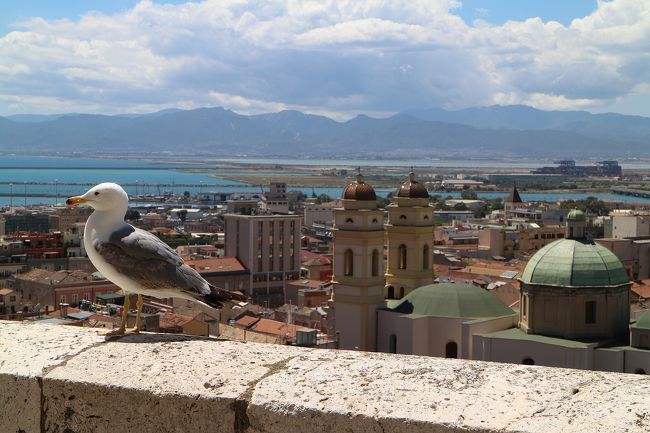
[387,286,395,299]
[389,334,397,354]
[399,287,405,298]
[398,244,407,270]
[422,244,429,271]
[346,218,354,223]
[372,249,379,277]
[445,341,457,359]
[372,218,378,223]
[399,215,407,220]
[344,249,353,276]
[522,358,535,365]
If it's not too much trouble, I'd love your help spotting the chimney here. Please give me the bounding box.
[59,303,69,318]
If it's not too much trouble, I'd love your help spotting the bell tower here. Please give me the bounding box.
[332,171,385,351]
[385,171,435,299]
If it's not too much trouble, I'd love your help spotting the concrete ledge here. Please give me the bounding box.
[1,321,649,433]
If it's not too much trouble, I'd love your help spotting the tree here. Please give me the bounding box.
[560,197,610,216]
[316,194,332,204]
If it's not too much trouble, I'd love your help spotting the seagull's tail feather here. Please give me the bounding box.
[199,284,248,309]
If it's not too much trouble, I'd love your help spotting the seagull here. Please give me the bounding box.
[67,182,246,336]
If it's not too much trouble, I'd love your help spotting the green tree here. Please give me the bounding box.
[316,194,332,204]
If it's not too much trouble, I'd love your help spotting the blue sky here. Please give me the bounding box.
[1,0,648,118]
[0,1,597,33]
[456,0,597,26]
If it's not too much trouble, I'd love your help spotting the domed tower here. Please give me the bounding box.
[385,171,434,299]
[518,209,630,339]
[332,171,385,351]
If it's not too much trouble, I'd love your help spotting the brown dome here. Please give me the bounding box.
[343,174,377,201]
[395,172,429,199]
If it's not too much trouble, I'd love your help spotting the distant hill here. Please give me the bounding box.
[0,106,648,158]
[403,105,650,141]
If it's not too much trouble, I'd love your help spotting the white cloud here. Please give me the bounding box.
[0,0,649,117]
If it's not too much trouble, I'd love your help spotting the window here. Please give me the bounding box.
[585,301,596,324]
[371,249,379,277]
[422,245,429,271]
[639,334,649,349]
[398,244,407,270]
[445,341,457,359]
[399,287,405,298]
[387,286,395,299]
[59,295,66,304]
[344,249,354,276]
[346,218,354,223]
[522,295,528,319]
[399,215,406,220]
[389,334,397,354]
[72,294,78,304]
[83,293,90,301]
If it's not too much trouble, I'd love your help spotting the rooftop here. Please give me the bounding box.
[520,238,630,288]
[184,256,246,273]
[389,282,515,319]
[479,327,600,349]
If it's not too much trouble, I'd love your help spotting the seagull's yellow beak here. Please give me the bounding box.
[66,196,88,206]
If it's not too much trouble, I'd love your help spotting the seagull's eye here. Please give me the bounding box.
[94,191,100,196]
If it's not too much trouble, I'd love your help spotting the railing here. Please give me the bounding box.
[1,320,648,433]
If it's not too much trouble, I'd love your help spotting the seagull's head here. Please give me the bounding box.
[67,183,129,212]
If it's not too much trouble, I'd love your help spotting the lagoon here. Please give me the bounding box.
[1,155,649,206]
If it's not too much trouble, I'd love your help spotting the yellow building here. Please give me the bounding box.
[332,173,385,351]
[385,172,435,299]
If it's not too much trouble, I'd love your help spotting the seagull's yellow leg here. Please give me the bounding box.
[100,293,129,336]
[127,294,143,334]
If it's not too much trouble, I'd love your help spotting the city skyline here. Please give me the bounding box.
[1,0,649,119]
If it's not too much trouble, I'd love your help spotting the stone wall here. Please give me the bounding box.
[1,320,649,433]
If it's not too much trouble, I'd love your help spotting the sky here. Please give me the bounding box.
[1,0,649,120]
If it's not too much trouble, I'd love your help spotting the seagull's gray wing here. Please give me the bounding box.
[93,225,210,296]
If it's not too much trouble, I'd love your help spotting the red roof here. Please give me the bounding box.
[632,279,650,299]
[234,315,311,340]
[159,311,196,328]
[235,315,259,327]
[184,256,246,273]
[286,279,327,289]
[300,250,332,265]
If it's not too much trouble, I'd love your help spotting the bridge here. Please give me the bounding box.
[611,188,650,199]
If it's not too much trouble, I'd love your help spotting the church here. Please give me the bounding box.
[331,174,650,374]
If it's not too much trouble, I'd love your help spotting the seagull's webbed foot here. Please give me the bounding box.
[100,293,130,337]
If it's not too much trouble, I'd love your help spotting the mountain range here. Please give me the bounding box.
[1,105,649,158]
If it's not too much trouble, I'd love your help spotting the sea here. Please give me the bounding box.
[1,155,649,206]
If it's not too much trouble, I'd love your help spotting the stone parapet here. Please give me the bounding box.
[1,320,649,433]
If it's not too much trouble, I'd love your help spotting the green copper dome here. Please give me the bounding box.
[567,209,586,222]
[390,283,515,319]
[521,239,629,287]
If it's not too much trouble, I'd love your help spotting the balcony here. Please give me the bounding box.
[0,320,647,432]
